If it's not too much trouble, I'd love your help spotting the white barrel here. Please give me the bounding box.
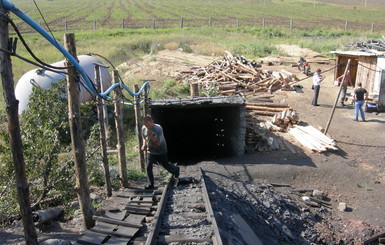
[15,55,111,114]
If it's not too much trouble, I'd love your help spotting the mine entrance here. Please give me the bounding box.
[149,96,246,163]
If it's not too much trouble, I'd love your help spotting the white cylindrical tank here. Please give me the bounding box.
[15,55,111,114]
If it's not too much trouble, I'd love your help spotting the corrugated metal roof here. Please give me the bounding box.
[330,50,384,57]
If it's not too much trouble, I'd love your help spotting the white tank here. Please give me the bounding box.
[15,55,111,114]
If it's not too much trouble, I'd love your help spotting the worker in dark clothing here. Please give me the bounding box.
[336,70,353,106]
[353,82,368,121]
[141,115,179,190]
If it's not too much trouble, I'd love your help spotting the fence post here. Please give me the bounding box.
[180,17,184,28]
[208,17,212,27]
[262,18,265,28]
[371,23,374,33]
[290,18,293,31]
[64,33,95,229]
[133,84,145,172]
[344,20,348,31]
[152,19,156,29]
[0,12,38,245]
[93,20,96,31]
[94,65,112,197]
[236,18,239,28]
[122,18,125,29]
[64,19,67,32]
[113,70,129,188]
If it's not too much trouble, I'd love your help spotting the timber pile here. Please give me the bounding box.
[179,51,299,96]
[268,109,299,132]
[288,125,337,153]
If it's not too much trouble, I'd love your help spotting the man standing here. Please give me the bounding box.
[311,68,325,106]
[336,70,353,106]
[141,115,179,190]
[353,82,368,121]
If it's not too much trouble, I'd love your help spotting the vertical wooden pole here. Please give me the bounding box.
[64,33,95,229]
[190,83,199,97]
[113,70,129,188]
[324,59,351,135]
[344,20,348,31]
[134,85,145,171]
[93,20,96,31]
[262,18,265,28]
[208,17,212,28]
[65,19,68,32]
[371,23,374,33]
[94,65,112,197]
[143,81,149,117]
[152,19,156,29]
[122,18,125,29]
[0,12,38,245]
[290,18,293,31]
[236,18,239,28]
[180,17,184,28]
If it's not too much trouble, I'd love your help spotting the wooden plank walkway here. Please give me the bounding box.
[74,189,157,245]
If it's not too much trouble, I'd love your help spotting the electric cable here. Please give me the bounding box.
[0,47,70,75]
[7,16,71,70]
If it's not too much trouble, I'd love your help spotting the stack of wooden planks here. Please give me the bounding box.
[288,125,337,153]
[178,51,298,96]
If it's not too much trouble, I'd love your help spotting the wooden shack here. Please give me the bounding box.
[331,50,385,111]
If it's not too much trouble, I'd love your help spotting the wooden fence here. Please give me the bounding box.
[13,17,383,34]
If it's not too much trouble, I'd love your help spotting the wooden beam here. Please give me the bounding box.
[64,33,95,229]
[0,11,38,245]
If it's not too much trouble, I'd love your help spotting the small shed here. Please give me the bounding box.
[331,50,385,111]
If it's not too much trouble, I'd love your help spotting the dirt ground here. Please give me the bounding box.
[122,46,385,242]
[2,46,385,244]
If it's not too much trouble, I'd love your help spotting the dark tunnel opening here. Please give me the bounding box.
[149,97,246,164]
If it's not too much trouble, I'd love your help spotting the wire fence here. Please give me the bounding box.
[12,16,384,34]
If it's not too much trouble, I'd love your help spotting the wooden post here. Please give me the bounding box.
[262,18,265,28]
[152,19,156,29]
[180,17,184,28]
[143,81,149,117]
[94,65,112,197]
[190,83,199,97]
[344,20,348,31]
[371,23,374,33]
[134,85,145,171]
[93,20,96,31]
[236,18,239,28]
[0,11,38,245]
[112,70,129,188]
[324,59,351,135]
[65,19,68,32]
[290,18,293,31]
[122,18,125,29]
[64,33,95,229]
[208,17,212,27]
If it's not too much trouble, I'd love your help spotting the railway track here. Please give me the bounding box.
[138,168,223,245]
[75,167,223,245]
